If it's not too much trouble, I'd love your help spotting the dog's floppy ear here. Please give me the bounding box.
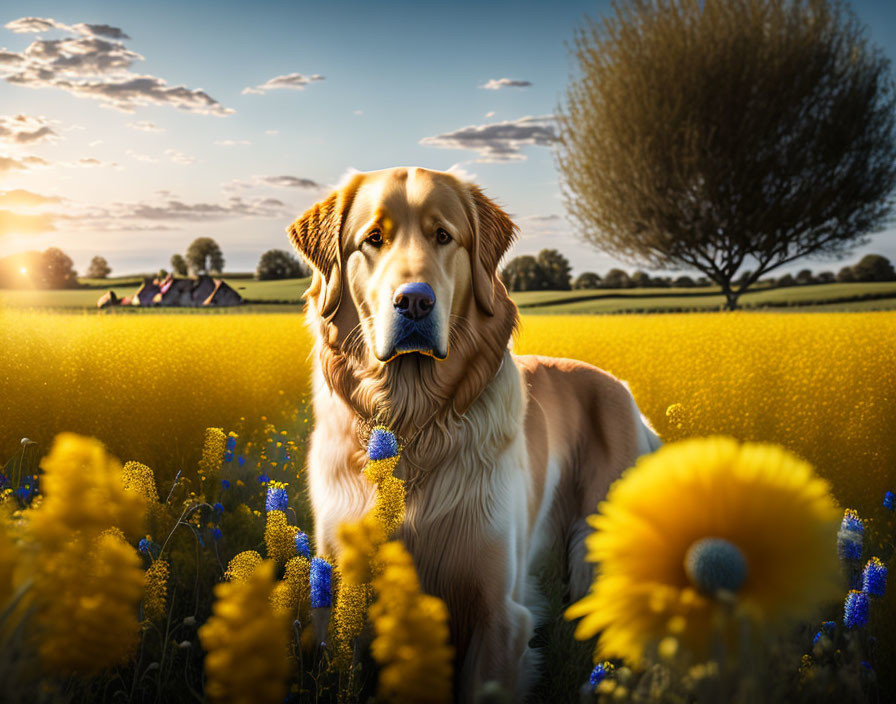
[286,175,363,320]
[466,183,519,316]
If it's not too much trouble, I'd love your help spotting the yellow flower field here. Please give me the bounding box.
[1,309,893,514]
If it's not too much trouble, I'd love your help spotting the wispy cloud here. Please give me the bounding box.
[127,120,163,132]
[0,154,50,173]
[0,113,59,144]
[0,188,62,207]
[214,139,252,147]
[242,72,324,95]
[0,208,56,236]
[419,115,557,162]
[0,17,233,115]
[125,148,194,165]
[480,78,532,90]
[261,175,323,189]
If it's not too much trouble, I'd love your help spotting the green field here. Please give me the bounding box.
[1,278,895,313]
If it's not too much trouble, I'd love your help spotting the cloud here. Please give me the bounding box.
[0,189,62,207]
[125,149,158,163]
[480,78,532,91]
[0,208,56,236]
[0,113,59,144]
[0,154,50,173]
[242,72,324,95]
[164,148,195,165]
[264,129,279,135]
[122,195,290,221]
[127,120,163,132]
[353,109,363,116]
[0,18,233,115]
[214,139,252,146]
[419,115,557,162]
[484,111,495,118]
[261,175,323,189]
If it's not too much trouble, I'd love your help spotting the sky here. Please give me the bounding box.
[0,0,894,277]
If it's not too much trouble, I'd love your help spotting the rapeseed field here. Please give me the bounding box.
[0,309,893,703]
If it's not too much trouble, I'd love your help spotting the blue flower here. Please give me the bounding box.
[368,427,399,460]
[138,538,151,554]
[589,662,613,687]
[221,479,230,490]
[226,435,237,451]
[884,491,894,511]
[212,527,222,541]
[844,590,869,628]
[223,450,234,463]
[265,484,289,512]
[837,510,863,562]
[822,620,836,635]
[812,630,824,647]
[258,473,270,485]
[862,557,887,597]
[295,531,310,559]
[213,502,224,515]
[310,557,332,608]
[237,456,245,467]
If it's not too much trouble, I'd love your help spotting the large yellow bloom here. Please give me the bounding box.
[566,436,841,664]
[199,560,290,704]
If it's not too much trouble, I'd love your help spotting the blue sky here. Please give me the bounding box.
[0,0,894,277]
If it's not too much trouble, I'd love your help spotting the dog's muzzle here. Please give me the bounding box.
[384,282,446,361]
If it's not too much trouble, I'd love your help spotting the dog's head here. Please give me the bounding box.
[287,167,518,418]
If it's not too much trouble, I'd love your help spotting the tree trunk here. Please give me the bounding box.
[719,283,740,311]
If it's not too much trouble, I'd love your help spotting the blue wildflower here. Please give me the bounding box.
[226,435,237,451]
[138,538,151,554]
[589,662,613,687]
[265,483,289,512]
[812,631,824,647]
[295,530,310,559]
[884,491,894,511]
[212,527,222,541]
[213,502,224,515]
[237,456,245,467]
[258,473,270,485]
[223,450,234,463]
[837,509,863,562]
[368,427,399,460]
[822,621,836,635]
[221,479,230,490]
[862,557,887,597]
[844,590,870,628]
[310,557,332,608]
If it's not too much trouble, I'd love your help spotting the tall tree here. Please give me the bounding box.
[573,272,601,289]
[602,268,631,289]
[555,0,896,310]
[170,253,188,276]
[536,249,573,290]
[86,256,111,279]
[185,238,224,275]
[850,254,896,281]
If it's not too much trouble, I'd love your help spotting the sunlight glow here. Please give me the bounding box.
[20,267,27,276]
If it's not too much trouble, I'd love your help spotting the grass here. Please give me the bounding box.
[2,279,895,313]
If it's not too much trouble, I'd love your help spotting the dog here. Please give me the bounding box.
[287,166,661,701]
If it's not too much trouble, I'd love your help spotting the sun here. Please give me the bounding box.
[20,266,28,276]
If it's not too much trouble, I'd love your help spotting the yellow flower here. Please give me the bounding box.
[199,560,290,704]
[33,531,144,676]
[225,550,263,582]
[332,582,371,669]
[199,427,227,478]
[373,476,406,537]
[29,433,146,547]
[265,510,298,565]
[122,460,159,503]
[337,513,386,586]
[270,556,310,621]
[369,541,453,704]
[144,559,170,621]
[566,437,841,664]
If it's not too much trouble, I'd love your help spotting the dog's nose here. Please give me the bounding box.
[392,282,435,321]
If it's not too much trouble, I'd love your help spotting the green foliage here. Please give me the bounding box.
[184,238,224,275]
[86,256,111,279]
[256,249,311,281]
[170,254,188,276]
[573,272,602,290]
[555,0,896,310]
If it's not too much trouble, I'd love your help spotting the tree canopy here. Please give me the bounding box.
[86,256,111,279]
[256,249,311,280]
[555,0,896,309]
[185,238,224,275]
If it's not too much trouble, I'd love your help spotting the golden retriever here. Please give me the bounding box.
[287,166,660,701]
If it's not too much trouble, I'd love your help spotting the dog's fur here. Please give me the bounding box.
[287,167,660,701]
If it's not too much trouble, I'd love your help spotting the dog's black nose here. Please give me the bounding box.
[393,282,435,321]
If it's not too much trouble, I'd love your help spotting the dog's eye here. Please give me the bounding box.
[436,228,452,245]
[364,230,383,248]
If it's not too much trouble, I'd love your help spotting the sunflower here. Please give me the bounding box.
[566,436,841,664]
